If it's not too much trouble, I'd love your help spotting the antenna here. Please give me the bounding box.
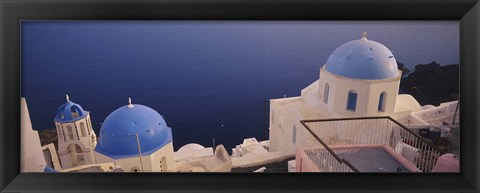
[213,138,216,151]
[136,132,145,172]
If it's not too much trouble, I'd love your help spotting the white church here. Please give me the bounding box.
[48,97,175,172]
[268,32,459,155]
[21,96,232,172]
[53,95,97,169]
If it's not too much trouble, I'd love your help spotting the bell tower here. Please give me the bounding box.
[54,95,97,169]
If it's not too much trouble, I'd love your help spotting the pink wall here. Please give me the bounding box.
[295,148,319,172]
[431,153,459,172]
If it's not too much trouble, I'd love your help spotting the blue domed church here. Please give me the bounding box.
[54,95,97,169]
[268,32,427,154]
[320,32,401,115]
[93,98,175,172]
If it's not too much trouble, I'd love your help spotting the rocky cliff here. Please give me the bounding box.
[399,61,459,106]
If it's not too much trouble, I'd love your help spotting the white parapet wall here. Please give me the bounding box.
[42,143,62,170]
[231,138,292,168]
[21,98,48,172]
[61,162,121,172]
[411,101,459,127]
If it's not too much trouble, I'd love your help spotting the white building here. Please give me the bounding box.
[174,144,233,172]
[94,99,176,172]
[24,93,233,172]
[268,32,458,154]
[54,95,97,169]
[21,98,48,172]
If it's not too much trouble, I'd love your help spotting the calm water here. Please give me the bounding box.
[21,21,459,151]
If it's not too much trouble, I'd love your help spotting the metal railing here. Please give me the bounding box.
[304,148,359,172]
[300,116,446,172]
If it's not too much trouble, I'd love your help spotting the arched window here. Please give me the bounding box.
[323,83,330,104]
[346,90,358,111]
[60,125,67,141]
[71,107,79,118]
[75,144,83,153]
[68,144,84,167]
[378,92,387,112]
[80,122,87,137]
[292,125,297,145]
[67,126,74,140]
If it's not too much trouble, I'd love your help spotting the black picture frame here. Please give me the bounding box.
[1,0,479,192]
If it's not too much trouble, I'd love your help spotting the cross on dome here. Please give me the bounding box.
[361,31,368,40]
[128,97,134,108]
[55,94,88,123]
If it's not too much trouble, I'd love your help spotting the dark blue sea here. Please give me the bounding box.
[21,21,459,151]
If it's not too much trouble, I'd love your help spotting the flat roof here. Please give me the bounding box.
[336,147,409,172]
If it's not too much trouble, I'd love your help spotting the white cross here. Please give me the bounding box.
[128,97,134,108]
[362,31,367,39]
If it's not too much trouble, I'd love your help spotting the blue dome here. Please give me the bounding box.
[95,104,172,159]
[324,38,399,80]
[54,100,88,123]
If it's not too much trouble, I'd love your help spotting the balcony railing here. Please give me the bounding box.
[304,148,359,172]
[299,116,446,172]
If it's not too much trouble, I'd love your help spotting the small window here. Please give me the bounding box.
[131,167,140,172]
[323,83,330,104]
[347,90,358,111]
[292,125,297,145]
[378,92,387,112]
